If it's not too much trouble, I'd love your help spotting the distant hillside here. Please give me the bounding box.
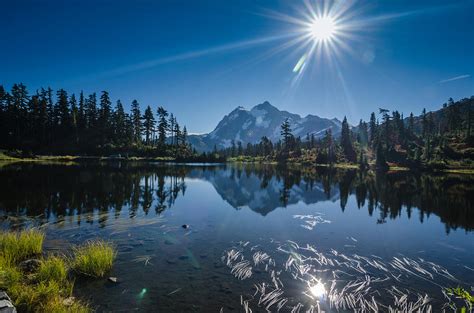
[188,101,342,152]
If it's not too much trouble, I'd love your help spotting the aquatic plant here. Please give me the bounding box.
[37,255,68,283]
[0,229,44,263]
[72,240,116,277]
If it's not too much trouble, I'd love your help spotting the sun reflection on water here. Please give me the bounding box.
[309,281,327,299]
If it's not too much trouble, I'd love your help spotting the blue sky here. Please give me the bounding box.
[1,0,473,133]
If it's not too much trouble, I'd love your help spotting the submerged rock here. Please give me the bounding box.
[19,259,41,273]
[181,224,189,229]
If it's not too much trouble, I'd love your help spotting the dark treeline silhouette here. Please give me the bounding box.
[0,83,198,157]
[1,163,472,232]
[218,97,474,169]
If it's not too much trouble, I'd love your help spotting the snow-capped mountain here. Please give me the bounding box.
[188,101,342,151]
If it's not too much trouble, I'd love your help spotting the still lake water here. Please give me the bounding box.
[0,162,473,312]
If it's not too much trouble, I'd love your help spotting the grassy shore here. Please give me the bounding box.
[0,229,116,312]
[1,151,473,174]
[227,156,474,174]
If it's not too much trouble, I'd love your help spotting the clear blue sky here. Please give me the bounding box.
[1,0,473,133]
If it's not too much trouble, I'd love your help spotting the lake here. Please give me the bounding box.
[0,162,473,312]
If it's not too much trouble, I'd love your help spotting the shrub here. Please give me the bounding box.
[72,240,116,277]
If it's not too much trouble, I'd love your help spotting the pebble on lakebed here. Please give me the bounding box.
[182,224,190,229]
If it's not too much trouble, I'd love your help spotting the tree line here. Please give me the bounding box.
[0,83,193,157]
[219,96,474,169]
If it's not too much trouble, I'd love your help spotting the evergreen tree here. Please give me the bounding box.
[86,93,97,129]
[157,106,169,146]
[99,91,112,144]
[280,118,293,151]
[142,106,156,145]
[56,89,70,132]
[70,93,78,143]
[131,100,142,143]
[113,100,127,144]
[408,112,414,134]
[369,112,377,147]
[341,116,356,162]
[357,119,368,146]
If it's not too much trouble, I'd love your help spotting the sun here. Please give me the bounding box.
[309,16,336,41]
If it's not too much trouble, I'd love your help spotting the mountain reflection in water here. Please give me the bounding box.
[0,162,472,233]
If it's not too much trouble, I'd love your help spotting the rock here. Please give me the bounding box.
[0,291,16,313]
[181,224,189,229]
[108,277,118,283]
[19,259,41,273]
[0,292,11,301]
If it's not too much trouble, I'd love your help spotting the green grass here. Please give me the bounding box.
[72,240,116,277]
[37,255,68,283]
[0,229,45,263]
[0,230,114,312]
[0,255,22,290]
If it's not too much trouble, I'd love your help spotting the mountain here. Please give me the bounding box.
[188,101,342,151]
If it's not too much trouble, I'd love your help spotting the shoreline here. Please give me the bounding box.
[1,154,474,174]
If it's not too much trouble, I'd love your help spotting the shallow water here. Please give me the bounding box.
[0,162,473,312]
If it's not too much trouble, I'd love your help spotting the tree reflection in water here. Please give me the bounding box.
[0,162,472,232]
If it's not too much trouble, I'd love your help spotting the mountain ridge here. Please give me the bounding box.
[188,101,342,152]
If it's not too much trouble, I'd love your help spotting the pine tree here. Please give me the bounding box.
[156,106,169,146]
[131,100,142,144]
[86,93,97,129]
[369,112,377,147]
[113,100,127,144]
[142,105,156,145]
[56,89,70,133]
[408,112,414,134]
[421,108,427,138]
[70,93,78,143]
[77,91,86,132]
[99,91,112,144]
[280,118,293,151]
[341,116,356,162]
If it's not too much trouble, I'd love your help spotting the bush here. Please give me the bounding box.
[72,240,116,277]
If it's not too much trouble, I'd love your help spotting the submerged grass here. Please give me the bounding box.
[72,240,116,277]
[0,230,115,312]
[0,229,44,263]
